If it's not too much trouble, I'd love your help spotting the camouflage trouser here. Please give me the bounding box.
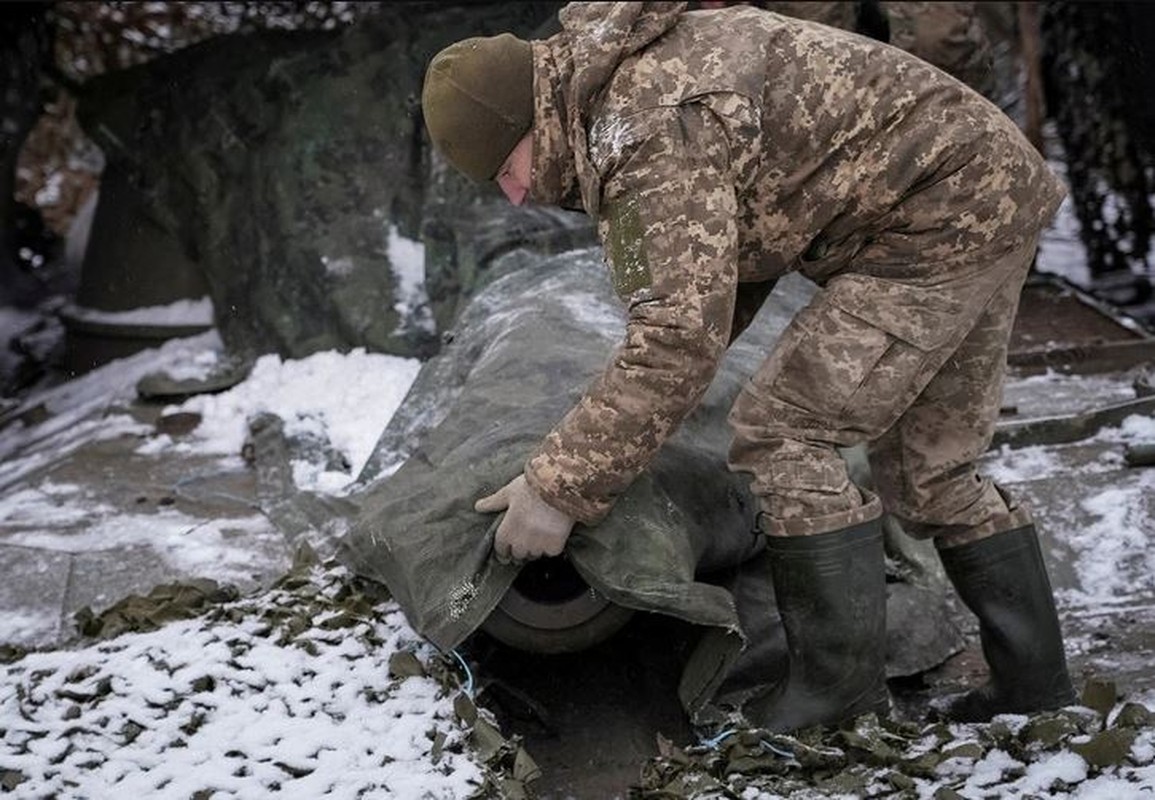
[727,234,1039,546]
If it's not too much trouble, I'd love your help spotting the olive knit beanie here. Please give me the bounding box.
[422,33,534,182]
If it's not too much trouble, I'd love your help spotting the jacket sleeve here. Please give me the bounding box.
[524,103,740,525]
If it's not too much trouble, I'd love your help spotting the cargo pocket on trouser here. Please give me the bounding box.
[763,274,968,438]
[729,274,967,535]
[864,264,1037,545]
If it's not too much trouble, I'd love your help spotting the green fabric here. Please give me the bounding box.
[74,579,240,639]
[604,193,653,297]
[339,248,802,719]
[423,34,534,182]
[336,247,966,722]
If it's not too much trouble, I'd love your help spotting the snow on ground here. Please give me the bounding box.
[1,334,422,496]
[0,337,511,798]
[1,490,281,597]
[982,406,1155,607]
[1,565,499,799]
[0,332,221,491]
[141,346,422,494]
[4,336,1152,799]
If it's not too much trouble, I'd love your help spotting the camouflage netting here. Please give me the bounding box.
[336,239,965,722]
[1041,1,1155,283]
[0,557,540,799]
[631,680,1155,799]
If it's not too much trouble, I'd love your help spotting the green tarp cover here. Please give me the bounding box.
[338,247,813,713]
[337,245,963,719]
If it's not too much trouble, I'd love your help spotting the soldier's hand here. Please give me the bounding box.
[475,474,575,564]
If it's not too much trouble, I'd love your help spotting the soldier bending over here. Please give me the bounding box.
[422,1,1075,731]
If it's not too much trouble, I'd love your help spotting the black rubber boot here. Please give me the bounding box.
[744,517,890,732]
[939,525,1076,722]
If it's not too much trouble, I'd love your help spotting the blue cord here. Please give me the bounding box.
[759,739,795,758]
[450,649,475,697]
[699,728,738,749]
[698,728,795,760]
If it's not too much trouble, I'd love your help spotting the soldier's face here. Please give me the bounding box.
[496,133,534,206]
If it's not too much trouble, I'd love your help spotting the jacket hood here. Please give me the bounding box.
[531,2,686,215]
[529,39,584,210]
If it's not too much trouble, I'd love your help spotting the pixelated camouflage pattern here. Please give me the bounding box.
[708,2,994,96]
[729,234,1041,538]
[880,1,994,96]
[523,2,1064,538]
[529,38,584,211]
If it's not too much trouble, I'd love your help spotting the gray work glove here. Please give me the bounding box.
[475,474,576,564]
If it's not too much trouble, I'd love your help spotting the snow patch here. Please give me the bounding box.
[2,610,61,648]
[157,348,421,494]
[4,510,281,585]
[62,296,215,327]
[386,225,436,335]
[0,570,487,799]
[1062,474,1155,604]
[0,481,115,525]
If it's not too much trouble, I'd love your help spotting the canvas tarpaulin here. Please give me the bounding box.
[337,244,963,720]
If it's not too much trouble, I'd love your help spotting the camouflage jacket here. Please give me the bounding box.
[523,1,1064,525]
